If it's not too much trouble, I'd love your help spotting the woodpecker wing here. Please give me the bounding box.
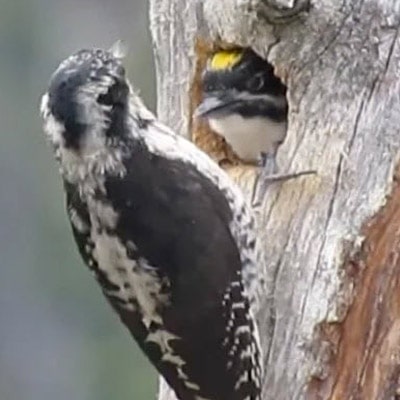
[64,179,203,398]
[92,139,262,400]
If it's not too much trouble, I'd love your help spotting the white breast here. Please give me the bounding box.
[208,115,287,163]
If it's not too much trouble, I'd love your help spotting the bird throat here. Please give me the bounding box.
[208,114,286,163]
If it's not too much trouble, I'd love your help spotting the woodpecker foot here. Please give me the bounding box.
[251,169,316,208]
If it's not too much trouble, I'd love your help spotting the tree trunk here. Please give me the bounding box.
[149,1,400,399]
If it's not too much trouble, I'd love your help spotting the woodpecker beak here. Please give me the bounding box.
[194,93,240,119]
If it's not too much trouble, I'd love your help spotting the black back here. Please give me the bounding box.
[65,139,260,400]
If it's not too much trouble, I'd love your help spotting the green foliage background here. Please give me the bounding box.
[0,1,157,399]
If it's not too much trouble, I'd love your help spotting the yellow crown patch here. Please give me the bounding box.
[209,50,244,71]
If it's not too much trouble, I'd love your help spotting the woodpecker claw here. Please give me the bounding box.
[251,153,316,207]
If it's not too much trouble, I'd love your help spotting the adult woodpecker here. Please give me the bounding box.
[195,48,313,204]
[40,45,264,400]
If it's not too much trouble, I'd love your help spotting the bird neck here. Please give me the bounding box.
[56,134,127,196]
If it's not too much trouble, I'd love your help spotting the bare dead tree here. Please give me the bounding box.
[149,1,400,399]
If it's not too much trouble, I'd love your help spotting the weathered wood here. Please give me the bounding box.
[149,0,400,399]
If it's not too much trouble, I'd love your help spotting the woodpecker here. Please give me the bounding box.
[195,49,314,205]
[40,45,264,400]
[195,48,287,168]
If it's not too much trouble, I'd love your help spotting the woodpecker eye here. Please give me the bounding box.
[98,84,118,106]
[247,74,265,92]
[97,81,127,107]
[97,91,113,106]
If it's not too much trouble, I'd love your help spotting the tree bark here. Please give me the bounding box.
[149,1,400,399]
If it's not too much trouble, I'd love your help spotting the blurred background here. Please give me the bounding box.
[0,0,157,399]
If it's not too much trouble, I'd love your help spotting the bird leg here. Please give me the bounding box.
[251,151,316,207]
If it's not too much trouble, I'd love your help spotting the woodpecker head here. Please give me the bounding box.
[195,48,287,121]
[194,49,288,162]
[40,43,130,156]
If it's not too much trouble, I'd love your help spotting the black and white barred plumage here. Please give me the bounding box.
[40,46,265,400]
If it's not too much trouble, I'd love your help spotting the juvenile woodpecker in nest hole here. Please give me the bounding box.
[40,44,264,400]
[195,48,314,205]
